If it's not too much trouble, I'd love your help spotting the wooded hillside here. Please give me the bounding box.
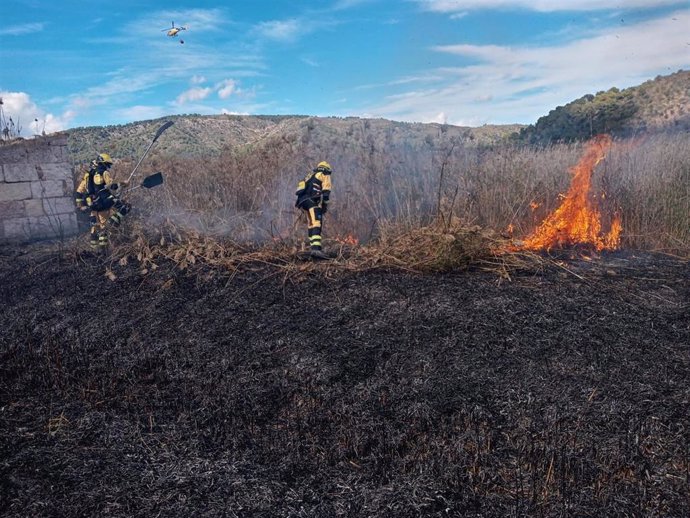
[67,115,521,167]
[517,69,690,144]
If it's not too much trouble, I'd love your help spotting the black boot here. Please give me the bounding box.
[310,249,330,260]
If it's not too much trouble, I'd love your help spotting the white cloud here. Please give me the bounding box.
[301,57,320,67]
[255,19,302,41]
[216,79,238,99]
[392,74,445,86]
[175,86,213,105]
[333,0,378,9]
[432,10,689,77]
[0,22,45,36]
[365,10,690,124]
[0,91,74,135]
[428,112,448,124]
[140,8,228,34]
[71,96,94,109]
[413,0,687,13]
[191,75,207,84]
[354,73,444,92]
[81,71,165,99]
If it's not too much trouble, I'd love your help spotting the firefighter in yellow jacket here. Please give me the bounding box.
[295,161,332,255]
[74,153,129,250]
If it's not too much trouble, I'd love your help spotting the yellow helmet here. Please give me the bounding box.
[316,161,332,173]
[96,153,113,166]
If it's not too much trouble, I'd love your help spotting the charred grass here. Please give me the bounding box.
[1,233,688,517]
[3,112,686,516]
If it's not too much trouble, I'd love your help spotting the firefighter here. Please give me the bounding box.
[295,160,332,255]
[74,153,130,250]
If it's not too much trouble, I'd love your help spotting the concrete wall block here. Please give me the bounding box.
[24,198,46,217]
[0,182,32,202]
[43,196,76,215]
[24,140,65,163]
[3,163,38,182]
[39,213,78,239]
[36,163,72,181]
[24,216,55,240]
[58,213,79,236]
[0,143,30,164]
[3,217,32,240]
[50,137,69,156]
[31,180,67,198]
[3,214,78,241]
[58,145,70,162]
[0,200,26,218]
[0,137,75,243]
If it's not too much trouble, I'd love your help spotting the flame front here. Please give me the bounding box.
[336,234,359,246]
[523,134,621,252]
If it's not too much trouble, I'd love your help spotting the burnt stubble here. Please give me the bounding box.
[1,244,688,517]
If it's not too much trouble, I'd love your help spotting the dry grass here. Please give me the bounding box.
[108,222,296,273]
[99,131,688,266]
[354,219,542,277]
[102,218,544,283]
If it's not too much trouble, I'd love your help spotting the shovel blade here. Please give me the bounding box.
[153,120,174,141]
[142,172,164,189]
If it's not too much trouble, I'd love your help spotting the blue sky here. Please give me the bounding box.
[1,0,688,134]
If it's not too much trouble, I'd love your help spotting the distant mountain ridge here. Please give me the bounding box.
[65,70,689,164]
[66,114,522,166]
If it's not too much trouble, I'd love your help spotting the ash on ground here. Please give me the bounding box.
[1,243,688,517]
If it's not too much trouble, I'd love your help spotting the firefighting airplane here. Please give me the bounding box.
[162,21,187,43]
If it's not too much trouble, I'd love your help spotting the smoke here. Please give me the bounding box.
[126,171,302,245]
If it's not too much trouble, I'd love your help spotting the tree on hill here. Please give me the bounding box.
[515,70,689,145]
[517,87,638,144]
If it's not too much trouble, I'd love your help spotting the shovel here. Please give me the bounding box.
[127,171,164,192]
[126,121,174,184]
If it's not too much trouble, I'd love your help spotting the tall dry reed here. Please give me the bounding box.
[117,130,689,256]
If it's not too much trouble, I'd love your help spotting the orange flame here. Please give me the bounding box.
[336,234,359,245]
[523,134,621,252]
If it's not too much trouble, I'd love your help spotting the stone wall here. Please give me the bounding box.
[0,135,78,244]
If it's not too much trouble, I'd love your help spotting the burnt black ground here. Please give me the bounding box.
[0,243,688,517]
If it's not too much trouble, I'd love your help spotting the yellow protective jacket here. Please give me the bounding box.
[295,168,331,209]
[75,167,114,211]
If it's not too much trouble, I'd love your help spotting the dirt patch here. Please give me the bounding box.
[1,242,688,517]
